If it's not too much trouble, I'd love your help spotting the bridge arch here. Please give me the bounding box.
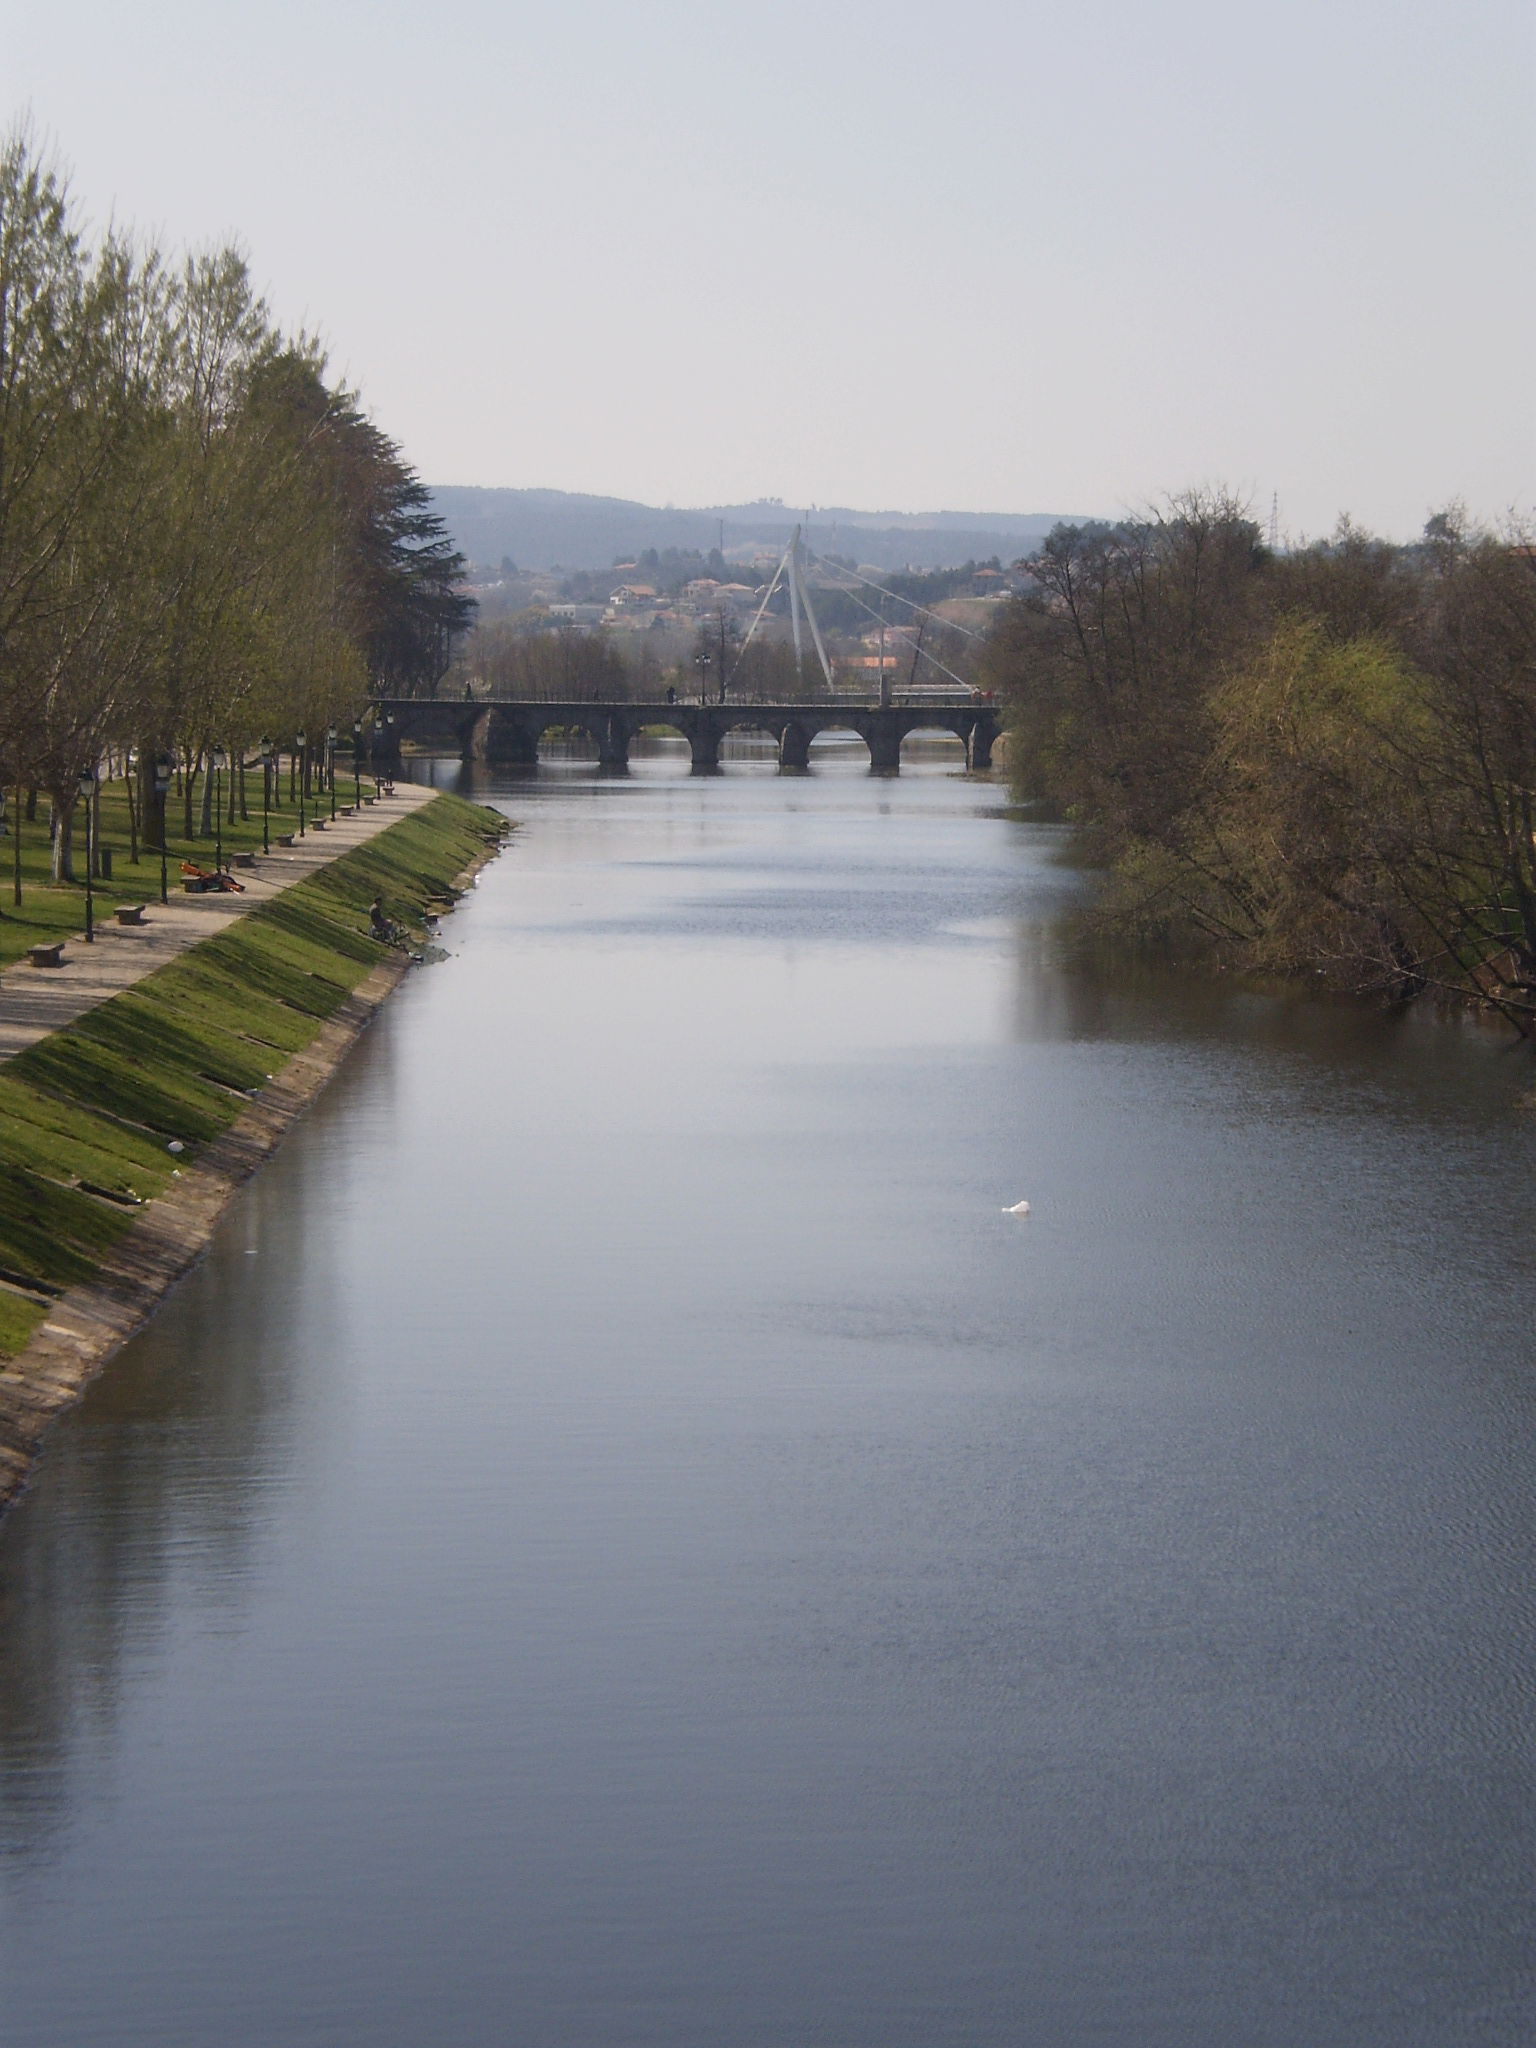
[898,721,968,768]
[633,719,690,739]
[716,716,786,772]
[807,724,879,772]
[716,713,783,740]
[625,720,696,776]
[483,709,607,769]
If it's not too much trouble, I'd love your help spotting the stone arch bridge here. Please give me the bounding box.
[372,698,999,776]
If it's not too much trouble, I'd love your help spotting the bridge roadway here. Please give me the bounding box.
[373,697,999,776]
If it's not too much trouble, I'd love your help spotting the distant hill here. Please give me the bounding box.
[428,487,1088,574]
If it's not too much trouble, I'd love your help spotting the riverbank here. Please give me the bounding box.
[0,784,440,1057]
[0,791,509,1514]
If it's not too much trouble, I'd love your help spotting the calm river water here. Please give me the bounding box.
[1,740,1533,2045]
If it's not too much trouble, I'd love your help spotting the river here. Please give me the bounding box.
[1,738,1533,2045]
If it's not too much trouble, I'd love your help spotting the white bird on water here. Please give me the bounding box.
[1003,1199,1031,1216]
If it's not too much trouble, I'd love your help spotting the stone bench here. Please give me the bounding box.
[27,942,65,968]
[113,904,147,926]
[275,833,295,847]
[232,851,257,869]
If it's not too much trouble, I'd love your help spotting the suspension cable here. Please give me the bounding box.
[806,575,979,693]
[798,546,989,642]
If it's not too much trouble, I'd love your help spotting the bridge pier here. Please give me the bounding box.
[484,710,539,767]
[596,712,631,776]
[966,720,996,773]
[777,721,811,774]
[461,707,492,762]
[866,721,902,776]
[689,720,722,775]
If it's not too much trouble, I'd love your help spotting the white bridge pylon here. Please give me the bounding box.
[735,525,982,704]
[736,524,836,695]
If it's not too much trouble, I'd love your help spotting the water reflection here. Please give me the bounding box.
[0,1125,319,1866]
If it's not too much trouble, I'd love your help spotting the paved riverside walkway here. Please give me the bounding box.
[0,784,437,1065]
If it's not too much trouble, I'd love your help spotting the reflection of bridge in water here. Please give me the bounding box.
[374,698,1000,776]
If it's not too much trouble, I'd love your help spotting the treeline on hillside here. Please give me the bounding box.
[982,492,1536,1030]
[556,547,737,603]
[0,131,471,876]
[880,560,1002,607]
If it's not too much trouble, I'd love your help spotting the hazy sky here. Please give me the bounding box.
[6,0,1531,537]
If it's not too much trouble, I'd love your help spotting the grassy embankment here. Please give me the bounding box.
[0,792,507,1359]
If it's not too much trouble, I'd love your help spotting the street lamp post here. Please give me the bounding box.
[328,724,338,820]
[78,765,96,942]
[297,730,307,836]
[353,721,362,809]
[696,650,712,705]
[259,738,272,854]
[212,746,226,874]
[155,754,172,904]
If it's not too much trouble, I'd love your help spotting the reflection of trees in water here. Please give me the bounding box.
[0,1159,314,1869]
[1009,911,1345,1050]
[1006,895,1523,1118]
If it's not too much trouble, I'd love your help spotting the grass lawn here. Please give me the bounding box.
[0,792,508,1356]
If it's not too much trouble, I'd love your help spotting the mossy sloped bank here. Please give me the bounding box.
[0,792,508,1511]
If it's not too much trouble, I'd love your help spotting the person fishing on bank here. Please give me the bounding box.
[369,896,403,945]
